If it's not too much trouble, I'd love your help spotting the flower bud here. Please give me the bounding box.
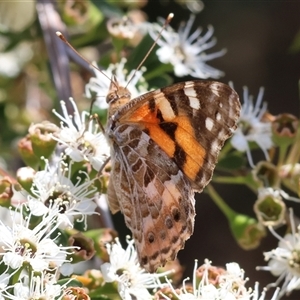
[67,232,95,264]
[84,228,118,262]
[272,113,298,146]
[16,166,35,193]
[63,286,90,300]
[18,135,39,168]
[252,161,279,188]
[254,188,286,227]
[0,177,13,207]
[28,121,59,159]
[229,213,266,250]
[58,0,89,26]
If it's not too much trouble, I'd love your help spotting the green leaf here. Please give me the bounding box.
[51,228,69,246]
[89,282,121,300]
[90,0,123,18]
[125,34,160,73]
[147,74,173,90]
[217,152,246,170]
[70,21,108,48]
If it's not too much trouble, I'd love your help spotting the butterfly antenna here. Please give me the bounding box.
[56,31,113,84]
[125,12,174,89]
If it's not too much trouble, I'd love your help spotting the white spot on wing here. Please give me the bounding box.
[184,83,200,110]
[189,97,200,110]
[155,94,176,120]
[205,117,214,131]
[216,113,222,121]
[210,82,221,97]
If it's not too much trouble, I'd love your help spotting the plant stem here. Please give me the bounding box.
[206,184,235,220]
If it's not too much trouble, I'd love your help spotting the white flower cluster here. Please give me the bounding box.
[160,259,280,300]
[0,97,112,298]
[100,237,170,300]
[52,97,110,172]
[0,206,73,299]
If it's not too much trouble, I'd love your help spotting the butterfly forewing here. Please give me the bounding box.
[106,80,240,272]
[115,81,240,191]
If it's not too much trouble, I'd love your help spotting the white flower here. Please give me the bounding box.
[52,97,110,171]
[230,86,273,167]
[100,237,168,300]
[0,207,73,273]
[251,283,280,300]
[0,270,10,299]
[160,259,255,300]
[28,159,97,229]
[149,14,225,79]
[3,272,66,300]
[0,207,23,229]
[85,58,148,109]
[257,209,300,298]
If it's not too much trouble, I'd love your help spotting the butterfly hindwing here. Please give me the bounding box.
[108,127,195,272]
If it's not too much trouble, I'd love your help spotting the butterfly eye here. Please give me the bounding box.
[106,92,117,104]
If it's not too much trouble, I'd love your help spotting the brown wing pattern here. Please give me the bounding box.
[116,80,240,191]
[108,127,195,272]
[106,80,240,272]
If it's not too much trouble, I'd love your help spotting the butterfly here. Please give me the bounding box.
[105,78,240,272]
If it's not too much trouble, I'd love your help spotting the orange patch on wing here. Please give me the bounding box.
[174,116,205,181]
[127,105,205,181]
[145,124,175,158]
[128,105,158,123]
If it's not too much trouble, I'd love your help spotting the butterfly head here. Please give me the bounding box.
[106,75,132,116]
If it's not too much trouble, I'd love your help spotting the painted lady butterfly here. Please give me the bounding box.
[105,78,241,272]
[55,29,240,272]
